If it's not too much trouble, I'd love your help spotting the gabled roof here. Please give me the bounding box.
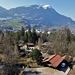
[43,54,56,62]
[42,54,64,67]
[27,43,34,45]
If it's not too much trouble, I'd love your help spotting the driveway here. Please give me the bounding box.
[23,67,70,75]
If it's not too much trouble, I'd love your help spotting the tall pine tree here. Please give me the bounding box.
[32,27,37,44]
[24,32,28,43]
[20,26,25,37]
[28,27,32,42]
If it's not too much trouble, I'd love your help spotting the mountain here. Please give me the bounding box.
[0,6,11,18]
[0,5,75,28]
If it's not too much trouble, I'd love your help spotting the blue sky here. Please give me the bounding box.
[0,0,75,20]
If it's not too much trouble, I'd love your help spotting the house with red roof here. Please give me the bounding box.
[42,54,67,68]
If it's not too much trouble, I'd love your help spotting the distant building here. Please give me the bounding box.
[71,30,75,34]
[25,29,28,32]
[13,27,21,32]
[36,29,42,33]
[47,30,51,34]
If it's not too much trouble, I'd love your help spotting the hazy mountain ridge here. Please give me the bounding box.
[0,5,75,28]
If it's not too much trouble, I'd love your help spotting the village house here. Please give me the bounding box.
[26,43,35,50]
[20,43,35,52]
[42,54,68,68]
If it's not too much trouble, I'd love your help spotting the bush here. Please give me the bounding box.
[29,49,43,64]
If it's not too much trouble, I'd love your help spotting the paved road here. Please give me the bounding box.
[23,67,70,75]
